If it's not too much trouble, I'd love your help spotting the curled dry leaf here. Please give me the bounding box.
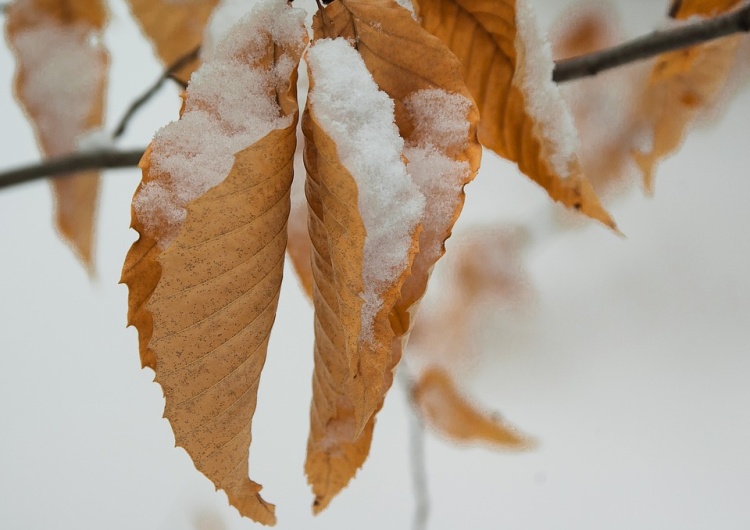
[412,0,616,230]
[632,0,744,192]
[122,0,307,524]
[412,367,533,449]
[304,0,481,511]
[126,0,219,84]
[5,0,109,271]
[303,37,424,512]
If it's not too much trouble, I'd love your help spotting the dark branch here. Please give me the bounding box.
[0,149,145,190]
[554,3,750,83]
[113,46,199,138]
[3,7,750,187]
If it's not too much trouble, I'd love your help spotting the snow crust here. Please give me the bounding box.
[135,0,306,246]
[13,22,105,156]
[202,0,257,62]
[306,38,425,342]
[404,89,471,264]
[514,0,580,178]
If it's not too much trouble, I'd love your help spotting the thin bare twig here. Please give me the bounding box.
[554,2,750,82]
[0,149,145,190]
[112,46,200,139]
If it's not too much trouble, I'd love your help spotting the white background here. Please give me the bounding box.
[1,0,749,529]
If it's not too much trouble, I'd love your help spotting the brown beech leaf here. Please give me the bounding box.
[6,0,109,270]
[551,4,638,198]
[408,225,530,372]
[302,63,422,511]
[669,0,742,18]
[304,0,481,511]
[122,1,307,523]
[301,99,383,516]
[412,0,616,230]
[412,368,533,449]
[126,0,219,84]
[314,0,481,414]
[633,0,743,192]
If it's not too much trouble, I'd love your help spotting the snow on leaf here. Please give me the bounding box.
[126,0,218,84]
[411,367,534,449]
[632,0,744,192]
[303,0,481,511]
[121,0,307,524]
[303,36,424,513]
[412,0,616,230]
[5,0,109,271]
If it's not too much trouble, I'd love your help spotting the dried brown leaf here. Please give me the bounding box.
[126,0,218,84]
[412,0,616,229]
[147,125,297,525]
[669,0,742,18]
[412,367,533,449]
[304,0,481,511]
[551,4,638,198]
[122,4,306,523]
[633,0,743,192]
[6,0,108,270]
[302,92,421,513]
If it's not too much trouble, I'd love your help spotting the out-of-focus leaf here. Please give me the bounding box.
[633,0,743,191]
[669,0,742,18]
[6,0,109,270]
[412,367,533,449]
[552,3,638,198]
[126,0,219,83]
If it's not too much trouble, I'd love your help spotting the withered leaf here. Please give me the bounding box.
[6,0,109,270]
[412,368,533,449]
[669,0,742,18]
[302,69,421,512]
[126,0,219,84]
[122,1,306,523]
[633,0,743,192]
[412,0,616,229]
[551,4,637,198]
[305,0,481,511]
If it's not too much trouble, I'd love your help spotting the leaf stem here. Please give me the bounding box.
[554,3,750,82]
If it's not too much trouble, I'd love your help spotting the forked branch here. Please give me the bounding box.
[2,5,750,187]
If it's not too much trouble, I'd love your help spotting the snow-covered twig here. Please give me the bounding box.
[554,3,750,82]
[0,149,144,190]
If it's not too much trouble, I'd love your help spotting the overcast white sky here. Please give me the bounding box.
[1,1,749,529]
